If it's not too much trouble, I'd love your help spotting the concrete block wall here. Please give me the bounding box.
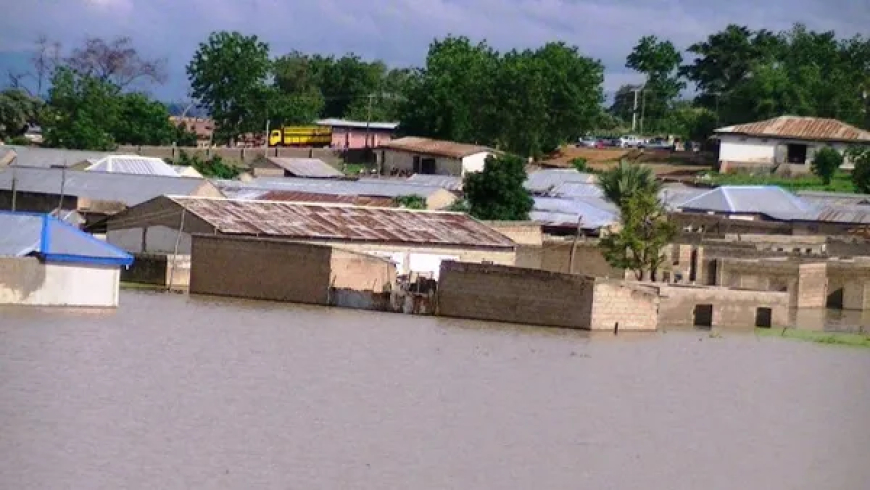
[436,261,595,329]
[796,263,827,308]
[658,285,790,329]
[119,145,345,167]
[190,235,333,305]
[589,281,659,331]
[330,249,396,291]
[537,240,625,278]
[717,258,801,307]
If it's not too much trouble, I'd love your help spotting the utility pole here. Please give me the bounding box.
[631,87,641,132]
[640,88,647,135]
[57,163,66,215]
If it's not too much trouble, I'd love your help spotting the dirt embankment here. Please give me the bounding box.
[539,146,715,178]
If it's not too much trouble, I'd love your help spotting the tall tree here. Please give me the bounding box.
[0,89,42,140]
[599,191,675,281]
[66,36,167,89]
[113,93,175,146]
[609,84,642,127]
[42,67,122,150]
[463,153,533,220]
[187,31,272,143]
[626,35,685,134]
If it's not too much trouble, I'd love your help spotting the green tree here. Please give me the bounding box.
[599,191,676,280]
[113,93,175,145]
[42,67,121,150]
[464,153,533,220]
[849,147,870,193]
[187,31,272,143]
[176,151,241,179]
[393,195,427,209]
[570,157,588,172]
[173,122,199,147]
[0,89,42,140]
[811,147,844,185]
[626,36,685,133]
[597,160,660,207]
[609,84,641,125]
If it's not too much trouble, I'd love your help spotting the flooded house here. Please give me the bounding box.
[0,211,133,307]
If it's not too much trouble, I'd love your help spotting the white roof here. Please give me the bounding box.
[316,118,399,130]
[85,155,180,177]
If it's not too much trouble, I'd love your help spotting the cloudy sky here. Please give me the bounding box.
[1,0,867,101]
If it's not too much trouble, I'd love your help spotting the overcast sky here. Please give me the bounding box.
[1,0,868,101]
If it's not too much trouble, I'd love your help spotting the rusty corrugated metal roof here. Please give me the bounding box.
[715,116,870,142]
[257,190,395,207]
[379,137,493,158]
[168,196,515,248]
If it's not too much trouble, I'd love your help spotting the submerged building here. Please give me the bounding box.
[0,211,133,307]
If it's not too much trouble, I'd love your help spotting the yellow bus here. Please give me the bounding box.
[268,126,333,147]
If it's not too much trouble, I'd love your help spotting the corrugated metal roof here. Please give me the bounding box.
[404,174,463,191]
[213,177,446,199]
[0,167,211,206]
[659,185,711,210]
[264,157,343,178]
[524,169,597,194]
[715,116,870,142]
[316,118,399,130]
[0,145,116,168]
[167,196,515,248]
[256,190,395,207]
[0,211,133,265]
[379,137,492,159]
[677,186,816,220]
[0,213,41,256]
[795,190,870,208]
[85,155,180,177]
[531,196,619,230]
[548,182,604,198]
[812,206,870,224]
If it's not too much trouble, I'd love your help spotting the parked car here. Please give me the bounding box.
[640,138,675,151]
[618,135,642,148]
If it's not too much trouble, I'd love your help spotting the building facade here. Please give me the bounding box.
[315,119,399,149]
[378,137,495,177]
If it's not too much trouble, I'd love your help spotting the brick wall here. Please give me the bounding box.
[436,261,595,329]
[589,281,659,331]
[796,263,827,308]
[537,240,625,277]
[658,285,790,329]
[190,235,332,305]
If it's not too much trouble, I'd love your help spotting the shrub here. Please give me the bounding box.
[811,147,843,185]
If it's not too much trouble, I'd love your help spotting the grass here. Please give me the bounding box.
[706,170,857,193]
[120,282,166,291]
[755,327,870,348]
[342,163,368,176]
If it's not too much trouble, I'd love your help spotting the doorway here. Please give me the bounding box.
[693,304,714,328]
[755,307,772,328]
[787,144,808,164]
[826,288,844,309]
[420,157,437,174]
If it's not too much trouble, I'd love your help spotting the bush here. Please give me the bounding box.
[6,135,31,146]
[570,157,588,172]
[811,147,843,185]
[850,147,870,194]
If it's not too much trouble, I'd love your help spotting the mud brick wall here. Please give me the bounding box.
[589,281,659,331]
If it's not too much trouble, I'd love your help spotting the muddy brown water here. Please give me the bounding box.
[2,291,869,489]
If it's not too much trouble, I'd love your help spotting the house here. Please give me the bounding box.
[378,137,495,177]
[85,155,180,177]
[214,177,458,210]
[674,186,815,221]
[0,166,223,223]
[248,157,343,178]
[103,196,517,278]
[170,116,214,148]
[713,116,870,173]
[0,211,133,307]
[316,118,399,149]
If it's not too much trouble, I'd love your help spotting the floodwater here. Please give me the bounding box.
[1,292,869,490]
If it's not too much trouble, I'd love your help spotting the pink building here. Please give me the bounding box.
[316,118,399,150]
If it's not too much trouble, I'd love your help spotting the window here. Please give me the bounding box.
[786,144,808,164]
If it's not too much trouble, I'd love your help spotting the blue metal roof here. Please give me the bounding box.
[677,186,817,220]
[0,212,133,266]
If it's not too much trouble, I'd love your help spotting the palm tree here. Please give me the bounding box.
[596,159,660,207]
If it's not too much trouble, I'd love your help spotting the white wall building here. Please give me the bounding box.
[378,137,495,177]
[714,116,870,173]
[0,212,133,307]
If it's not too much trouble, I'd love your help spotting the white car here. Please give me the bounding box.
[618,135,642,148]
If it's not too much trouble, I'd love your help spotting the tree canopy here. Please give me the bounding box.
[463,153,534,220]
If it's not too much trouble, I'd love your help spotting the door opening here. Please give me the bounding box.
[755,307,772,328]
[693,304,713,328]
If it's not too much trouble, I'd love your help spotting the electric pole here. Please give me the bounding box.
[365,93,374,148]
